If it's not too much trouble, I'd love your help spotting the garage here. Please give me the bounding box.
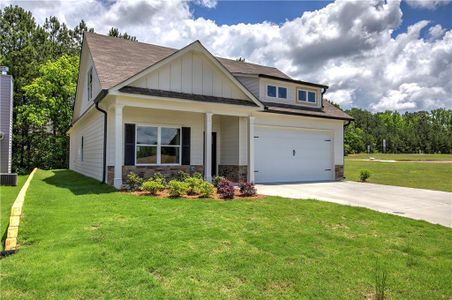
[254,125,334,183]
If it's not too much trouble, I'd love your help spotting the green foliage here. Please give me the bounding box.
[167,180,189,198]
[192,172,203,179]
[108,27,137,41]
[374,260,388,300]
[198,181,215,198]
[151,172,166,186]
[141,179,165,195]
[126,172,143,191]
[175,171,189,181]
[359,169,371,182]
[213,176,225,188]
[185,176,205,195]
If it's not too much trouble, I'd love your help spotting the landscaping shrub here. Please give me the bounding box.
[213,175,225,188]
[198,181,215,198]
[141,179,165,195]
[185,176,204,195]
[360,169,371,182]
[126,172,143,191]
[151,172,167,186]
[168,180,189,197]
[217,178,235,200]
[175,171,189,181]
[239,181,256,196]
[192,172,203,179]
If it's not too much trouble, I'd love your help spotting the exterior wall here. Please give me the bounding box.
[259,77,323,109]
[129,51,250,101]
[73,43,101,120]
[218,165,247,182]
[0,74,13,173]
[254,111,345,167]
[236,76,259,98]
[69,110,104,181]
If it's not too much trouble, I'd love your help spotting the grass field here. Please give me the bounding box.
[1,175,27,251]
[347,153,452,161]
[1,170,451,299]
[344,158,452,192]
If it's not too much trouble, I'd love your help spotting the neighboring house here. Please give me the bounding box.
[69,32,353,189]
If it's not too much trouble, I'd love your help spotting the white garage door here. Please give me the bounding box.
[255,126,334,183]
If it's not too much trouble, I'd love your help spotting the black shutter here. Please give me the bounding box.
[181,127,191,165]
[124,124,135,165]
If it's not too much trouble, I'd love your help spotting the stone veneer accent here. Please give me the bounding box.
[218,165,248,182]
[335,165,344,180]
[107,165,204,186]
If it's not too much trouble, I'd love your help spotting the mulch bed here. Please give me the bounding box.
[122,188,265,201]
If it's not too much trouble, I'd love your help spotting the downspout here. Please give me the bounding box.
[95,102,108,184]
[321,87,328,108]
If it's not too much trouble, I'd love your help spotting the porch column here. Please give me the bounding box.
[247,116,255,183]
[113,104,124,189]
[204,112,213,182]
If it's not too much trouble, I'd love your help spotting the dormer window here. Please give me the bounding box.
[297,88,317,104]
[87,67,93,101]
[267,85,287,99]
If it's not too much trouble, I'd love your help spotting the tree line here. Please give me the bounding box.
[344,108,451,154]
[0,5,136,173]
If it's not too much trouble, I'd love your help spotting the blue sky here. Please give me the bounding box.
[191,0,452,38]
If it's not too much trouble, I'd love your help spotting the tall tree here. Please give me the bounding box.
[108,27,137,41]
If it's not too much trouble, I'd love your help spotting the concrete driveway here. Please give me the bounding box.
[256,181,452,227]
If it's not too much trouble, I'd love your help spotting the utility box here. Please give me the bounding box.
[0,66,17,186]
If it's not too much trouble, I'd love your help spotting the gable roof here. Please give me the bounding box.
[84,32,291,90]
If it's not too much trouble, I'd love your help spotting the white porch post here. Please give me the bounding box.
[113,104,124,189]
[248,116,255,183]
[204,112,213,182]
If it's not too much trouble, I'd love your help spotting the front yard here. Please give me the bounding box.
[1,170,451,299]
[345,155,452,192]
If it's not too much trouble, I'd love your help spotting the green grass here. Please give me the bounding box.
[345,159,452,192]
[347,153,452,161]
[1,175,28,250]
[1,170,451,299]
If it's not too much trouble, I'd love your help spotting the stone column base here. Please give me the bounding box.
[335,165,344,180]
[218,165,248,182]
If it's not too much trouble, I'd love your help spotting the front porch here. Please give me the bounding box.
[106,104,255,188]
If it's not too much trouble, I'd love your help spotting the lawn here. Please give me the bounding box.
[1,170,451,299]
[344,159,452,192]
[347,153,452,161]
[1,175,28,251]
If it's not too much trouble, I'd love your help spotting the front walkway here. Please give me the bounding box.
[256,181,452,227]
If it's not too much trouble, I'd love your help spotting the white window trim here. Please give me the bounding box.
[296,88,318,105]
[266,84,288,100]
[135,124,182,166]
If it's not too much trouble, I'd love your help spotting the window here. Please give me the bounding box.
[81,136,84,161]
[278,87,287,99]
[267,85,276,97]
[87,67,93,101]
[297,89,317,103]
[136,126,181,165]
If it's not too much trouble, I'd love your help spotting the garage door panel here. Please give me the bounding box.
[255,126,333,183]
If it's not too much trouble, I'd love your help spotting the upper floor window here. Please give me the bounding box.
[267,85,287,99]
[87,67,93,101]
[297,89,317,104]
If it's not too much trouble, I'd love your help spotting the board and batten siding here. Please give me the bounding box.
[69,110,104,181]
[0,74,13,173]
[129,51,250,101]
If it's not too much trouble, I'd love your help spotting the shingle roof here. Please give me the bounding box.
[85,32,290,89]
[262,100,354,121]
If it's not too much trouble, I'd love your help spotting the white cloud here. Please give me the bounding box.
[405,0,452,9]
[2,0,451,112]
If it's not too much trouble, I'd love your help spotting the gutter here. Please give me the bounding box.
[93,89,109,184]
[321,87,328,108]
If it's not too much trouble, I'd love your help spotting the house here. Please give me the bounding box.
[69,32,353,189]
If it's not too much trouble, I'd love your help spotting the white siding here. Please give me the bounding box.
[254,112,344,166]
[129,51,250,101]
[220,116,239,165]
[69,110,104,181]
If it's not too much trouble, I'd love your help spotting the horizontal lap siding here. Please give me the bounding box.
[69,110,104,181]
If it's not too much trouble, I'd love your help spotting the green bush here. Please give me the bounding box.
[141,179,165,195]
[126,172,143,191]
[360,169,371,182]
[168,180,189,197]
[175,171,189,181]
[151,172,167,186]
[192,172,203,179]
[185,176,204,195]
[198,181,215,198]
[213,175,225,188]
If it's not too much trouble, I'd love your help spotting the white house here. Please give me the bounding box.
[68,32,353,189]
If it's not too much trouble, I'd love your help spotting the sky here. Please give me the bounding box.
[3,0,452,112]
